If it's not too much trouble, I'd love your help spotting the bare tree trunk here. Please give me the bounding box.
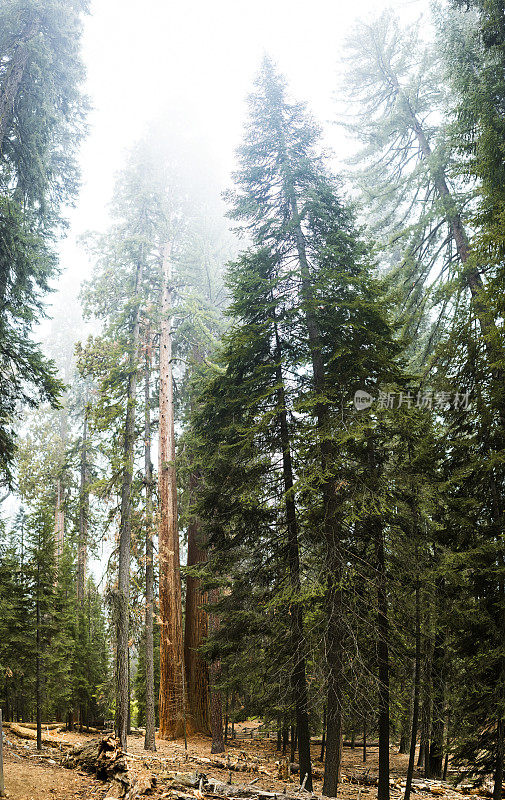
[36,564,41,751]
[158,243,185,740]
[404,576,421,800]
[369,445,390,800]
[116,255,143,751]
[144,323,156,752]
[319,705,326,762]
[184,471,210,734]
[428,624,445,778]
[208,588,225,754]
[494,718,504,800]
[77,406,89,606]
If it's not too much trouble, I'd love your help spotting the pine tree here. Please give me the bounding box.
[0,0,88,479]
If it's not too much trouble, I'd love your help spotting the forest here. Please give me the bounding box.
[1,0,505,799]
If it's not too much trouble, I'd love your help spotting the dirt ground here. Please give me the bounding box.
[0,727,457,800]
[2,748,104,799]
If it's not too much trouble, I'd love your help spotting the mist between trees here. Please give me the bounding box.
[1,1,505,799]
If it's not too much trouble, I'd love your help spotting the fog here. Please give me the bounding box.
[57,0,429,300]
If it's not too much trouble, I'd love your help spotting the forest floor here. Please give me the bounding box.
[0,725,480,800]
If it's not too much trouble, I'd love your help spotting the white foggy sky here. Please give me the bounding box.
[58,0,430,296]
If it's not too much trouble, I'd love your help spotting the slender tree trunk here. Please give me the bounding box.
[144,323,156,752]
[428,625,445,778]
[208,587,225,754]
[184,470,210,735]
[405,577,421,800]
[282,717,289,755]
[494,718,504,800]
[400,660,416,754]
[277,715,282,751]
[36,566,41,752]
[116,254,143,751]
[319,705,326,762]
[77,406,89,606]
[375,520,390,800]
[363,713,367,763]
[158,243,185,739]
[272,316,312,790]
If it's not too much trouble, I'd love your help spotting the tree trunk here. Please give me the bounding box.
[36,566,41,752]
[77,405,89,606]
[144,323,156,752]
[363,713,367,763]
[404,577,421,800]
[158,243,185,740]
[282,718,289,755]
[272,315,312,791]
[116,253,143,751]
[375,520,390,800]
[184,471,210,735]
[494,718,504,800]
[319,705,326,762]
[399,659,416,754]
[428,625,445,778]
[208,588,225,754]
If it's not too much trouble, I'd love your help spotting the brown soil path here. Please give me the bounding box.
[2,750,105,800]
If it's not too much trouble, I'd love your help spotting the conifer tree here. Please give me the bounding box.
[0,0,88,478]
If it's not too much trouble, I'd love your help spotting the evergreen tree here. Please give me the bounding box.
[0,0,88,479]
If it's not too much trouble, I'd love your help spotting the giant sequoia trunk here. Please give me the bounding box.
[158,243,185,739]
[116,256,143,750]
[272,318,313,792]
[184,470,210,735]
[144,324,156,752]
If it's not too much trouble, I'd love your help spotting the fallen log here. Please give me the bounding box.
[8,722,72,747]
[189,755,270,775]
[63,735,156,798]
[6,722,63,731]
